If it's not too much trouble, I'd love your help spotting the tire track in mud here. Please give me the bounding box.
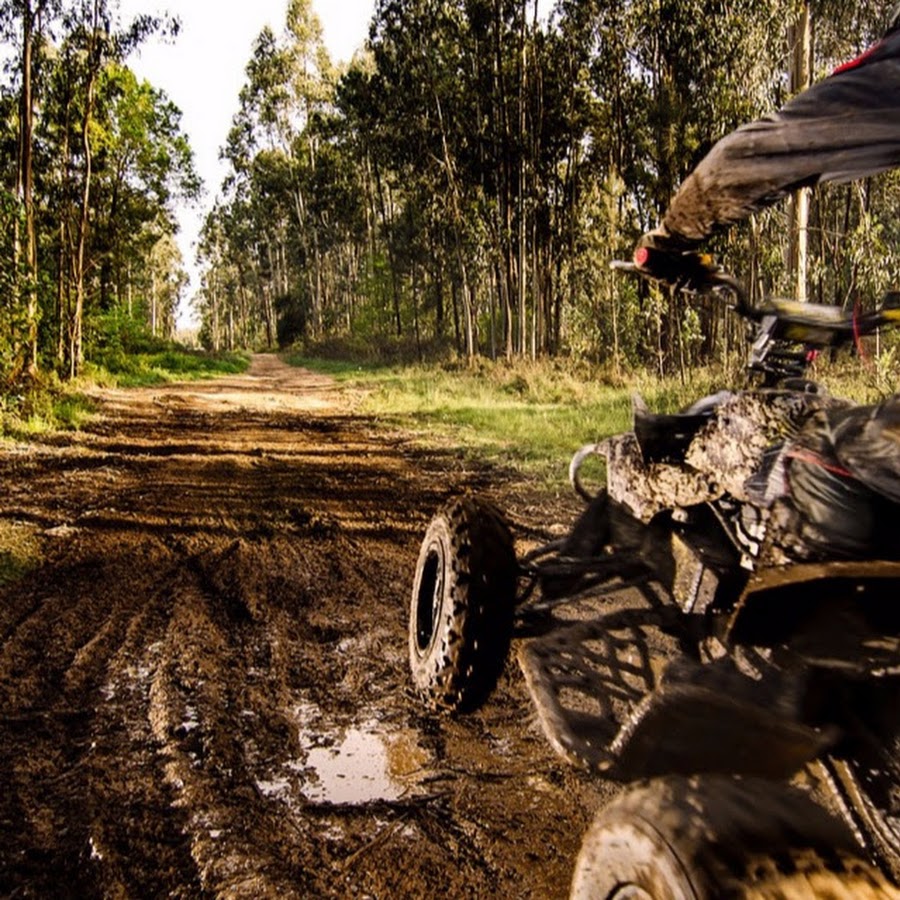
[0,534,198,897]
[0,355,608,898]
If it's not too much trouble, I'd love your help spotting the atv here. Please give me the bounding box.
[407,250,900,898]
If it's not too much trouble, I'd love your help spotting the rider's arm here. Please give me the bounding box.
[642,27,900,253]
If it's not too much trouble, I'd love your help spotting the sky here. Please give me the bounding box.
[116,0,377,328]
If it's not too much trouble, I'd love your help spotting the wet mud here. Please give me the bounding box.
[0,355,615,899]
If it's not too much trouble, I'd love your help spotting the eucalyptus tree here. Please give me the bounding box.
[0,0,197,384]
[2,0,62,378]
[91,62,199,312]
[218,0,335,341]
[549,0,790,370]
[333,55,411,341]
[195,0,898,372]
[196,203,261,351]
[364,0,549,358]
[787,1,899,308]
[366,0,474,350]
[158,236,187,335]
[40,6,191,374]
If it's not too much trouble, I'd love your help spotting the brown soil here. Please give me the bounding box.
[0,354,616,899]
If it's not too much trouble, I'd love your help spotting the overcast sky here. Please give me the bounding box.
[116,0,376,325]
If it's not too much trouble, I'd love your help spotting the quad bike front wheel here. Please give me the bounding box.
[570,775,899,899]
[408,496,517,713]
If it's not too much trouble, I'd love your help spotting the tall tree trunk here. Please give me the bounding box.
[516,0,527,357]
[529,19,544,359]
[449,266,462,354]
[56,223,66,366]
[491,0,514,360]
[150,268,158,336]
[434,93,475,359]
[788,2,812,302]
[261,283,274,348]
[429,230,444,339]
[70,0,102,379]
[209,276,221,352]
[16,0,41,376]
[412,257,422,362]
[372,159,403,337]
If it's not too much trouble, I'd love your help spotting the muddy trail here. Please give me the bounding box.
[0,354,614,899]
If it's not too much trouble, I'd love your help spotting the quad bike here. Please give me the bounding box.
[407,247,900,898]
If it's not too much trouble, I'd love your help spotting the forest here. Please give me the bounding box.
[2,0,899,395]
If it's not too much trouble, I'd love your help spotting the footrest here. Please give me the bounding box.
[519,609,832,779]
[518,608,676,771]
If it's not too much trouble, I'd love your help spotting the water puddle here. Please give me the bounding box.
[257,701,431,808]
[301,725,424,804]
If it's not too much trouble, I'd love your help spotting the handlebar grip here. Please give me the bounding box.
[631,246,719,287]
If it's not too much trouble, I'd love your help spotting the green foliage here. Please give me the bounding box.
[0,2,199,389]
[0,188,30,388]
[0,522,41,588]
[75,308,250,385]
[815,330,900,404]
[6,0,894,388]
[94,306,169,353]
[197,0,900,382]
[0,367,97,437]
[106,350,250,387]
[304,331,454,365]
[290,347,896,486]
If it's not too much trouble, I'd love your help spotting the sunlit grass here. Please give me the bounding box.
[0,522,41,586]
[286,354,727,485]
[287,348,897,488]
[0,388,98,438]
[106,350,251,387]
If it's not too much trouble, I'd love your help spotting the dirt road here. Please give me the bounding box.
[0,355,612,899]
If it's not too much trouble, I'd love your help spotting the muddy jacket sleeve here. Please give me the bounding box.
[658,29,900,247]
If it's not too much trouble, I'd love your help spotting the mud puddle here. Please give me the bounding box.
[258,700,432,807]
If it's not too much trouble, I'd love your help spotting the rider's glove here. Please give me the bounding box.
[636,225,689,255]
[629,227,715,292]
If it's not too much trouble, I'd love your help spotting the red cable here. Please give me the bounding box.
[786,447,853,479]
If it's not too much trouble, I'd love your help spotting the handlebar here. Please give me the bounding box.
[611,246,753,313]
[612,245,900,383]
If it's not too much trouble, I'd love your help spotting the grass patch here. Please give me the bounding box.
[106,349,251,387]
[1,381,99,439]
[287,354,725,485]
[288,350,896,488]
[280,351,389,382]
[0,522,42,586]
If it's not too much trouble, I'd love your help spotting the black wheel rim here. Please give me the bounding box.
[415,542,443,655]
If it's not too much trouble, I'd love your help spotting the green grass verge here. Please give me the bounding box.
[284,353,725,485]
[1,388,99,439]
[101,349,251,388]
[286,351,899,488]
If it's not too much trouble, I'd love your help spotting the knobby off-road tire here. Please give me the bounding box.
[409,496,517,713]
[570,775,899,900]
